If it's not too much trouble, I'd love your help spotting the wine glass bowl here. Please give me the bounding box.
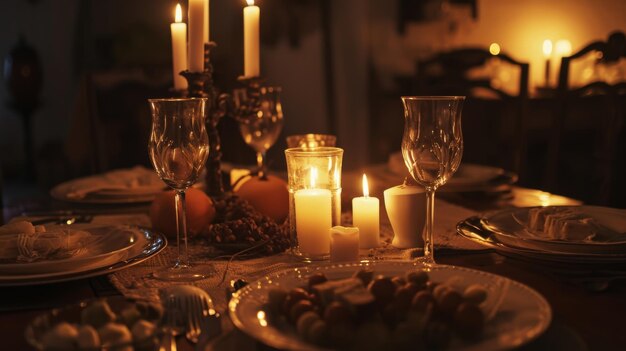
[148,98,209,281]
[401,96,465,264]
[236,86,284,175]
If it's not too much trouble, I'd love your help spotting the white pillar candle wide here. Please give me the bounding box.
[330,226,360,262]
[243,0,260,77]
[295,188,332,256]
[384,184,426,249]
[170,4,188,90]
[353,174,380,248]
[188,0,208,72]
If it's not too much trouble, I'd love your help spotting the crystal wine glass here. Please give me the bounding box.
[148,98,209,281]
[236,86,284,177]
[401,96,465,264]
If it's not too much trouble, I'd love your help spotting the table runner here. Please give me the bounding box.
[109,199,483,312]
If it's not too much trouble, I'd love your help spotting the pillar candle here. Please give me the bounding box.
[188,0,208,72]
[243,0,260,77]
[542,39,552,87]
[170,4,188,90]
[353,174,379,248]
[294,168,331,256]
[204,0,210,43]
[330,226,360,262]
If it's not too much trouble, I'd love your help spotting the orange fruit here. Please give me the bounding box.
[150,188,215,239]
[235,175,289,223]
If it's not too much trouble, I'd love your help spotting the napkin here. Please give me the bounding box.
[0,221,93,262]
[65,166,165,199]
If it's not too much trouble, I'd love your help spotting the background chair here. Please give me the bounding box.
[412,48,530,180]
[545,31,626,206]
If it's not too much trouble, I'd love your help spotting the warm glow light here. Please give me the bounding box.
[310,167,318,188]
[257,310,267,327]
[362,174,370,197]
[555,39,572,57]
[542,39,553,58]
[489,43,500,55]
[174,3,182,23]
[246,0,255,6]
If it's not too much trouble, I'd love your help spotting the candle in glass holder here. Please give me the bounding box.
[353,174,379,248]
[330,226,359,262]
[295,168,332,256]
[170,4,188,90]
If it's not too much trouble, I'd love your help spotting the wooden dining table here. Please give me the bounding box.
[1,178,625,351]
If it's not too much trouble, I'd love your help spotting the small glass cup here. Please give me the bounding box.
[285,147,343,261]
[286,134,337,149]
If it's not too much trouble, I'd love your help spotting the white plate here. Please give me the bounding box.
[229,262,551,351]
[482,206,626,254]
[0,227,166,286]
[457,217,626,264]
[0,224,140,275]
[388,152,514,192]
[50,167,166,204]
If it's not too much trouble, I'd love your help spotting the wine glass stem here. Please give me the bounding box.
[174,190,190,267]
[256,151,266,177]
[424,188,436,264]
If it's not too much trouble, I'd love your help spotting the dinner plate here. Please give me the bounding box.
[50,167,166,204]
[0,224,140,275]
[457,216,626,264]
[481,206,626,254]
[0,227,166,286]
[387,152,516,192]
[229,262,551,351]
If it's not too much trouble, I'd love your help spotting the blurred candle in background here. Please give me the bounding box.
[243,0,260,77]
[188,0,208,72]
[170,4,188,90]
[353,174,379,248]
[543,39,552,87]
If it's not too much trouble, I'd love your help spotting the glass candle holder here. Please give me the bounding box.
[285,147,343,261]
[286,134,337,149]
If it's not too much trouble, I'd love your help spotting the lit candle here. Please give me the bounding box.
[243,0,260,77]
[204,0,210,43]
[188,0,208,72]
[542,39,552,87]
[170,4,188,90]
[294,168,332,256]
[353,174,380,248]
[330,226,360,262]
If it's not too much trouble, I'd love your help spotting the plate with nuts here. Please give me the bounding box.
[229,262,551,350]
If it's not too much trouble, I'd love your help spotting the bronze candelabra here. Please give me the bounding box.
[179,42,266,197]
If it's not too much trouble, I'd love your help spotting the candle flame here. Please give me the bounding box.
[310,168,318,188]
[175,3,182,23]
[555,39,572,57]
[246,0,255,6]
[542,39,553,58]
[362,174,370,197]
[489,43,500,56]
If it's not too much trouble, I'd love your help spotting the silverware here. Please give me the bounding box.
[160,296,184,351]
[30,214,94,226]
[185,293,222,344]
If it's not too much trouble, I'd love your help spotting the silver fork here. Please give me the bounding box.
[185,294,204,344]
[160,296,184,351]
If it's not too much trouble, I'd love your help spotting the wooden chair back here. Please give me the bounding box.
[413,48,530,179]
[545,31,626,205]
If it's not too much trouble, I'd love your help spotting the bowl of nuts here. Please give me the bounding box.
[229,262,552,350]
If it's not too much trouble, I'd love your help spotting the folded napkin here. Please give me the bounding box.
[0,221,93,263]
[65,166,165,199]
